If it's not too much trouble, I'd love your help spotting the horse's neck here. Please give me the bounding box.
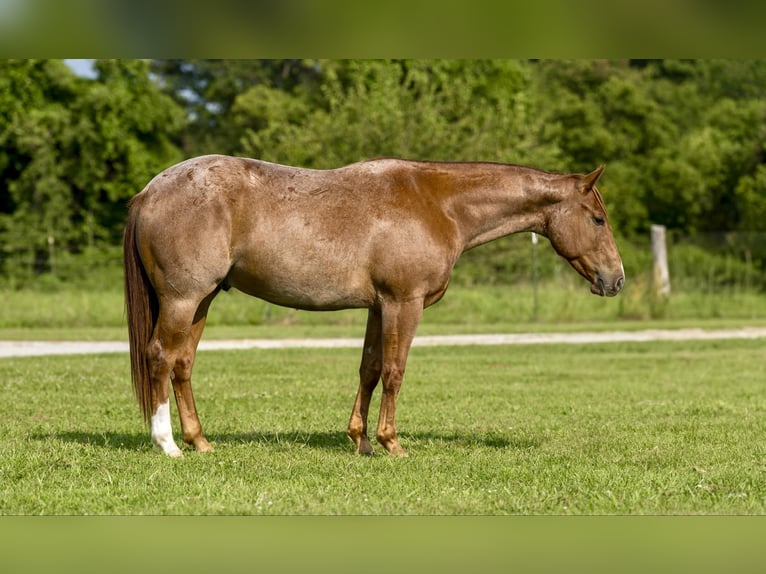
[438,165,564,252]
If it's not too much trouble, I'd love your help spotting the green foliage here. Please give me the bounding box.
[150,59,323,157]
[0,59,183,285]
[4,59,766,290]
[233,60,553,169]
[530,60,766,244]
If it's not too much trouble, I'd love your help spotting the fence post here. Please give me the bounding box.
[47,233,56,276]
[531,232,539,320]
[650,224,670,297]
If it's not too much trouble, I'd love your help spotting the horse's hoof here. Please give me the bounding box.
[356,444,374,456]
[382,440,408,457]
[154,439,184,457]
[194,440,214,453]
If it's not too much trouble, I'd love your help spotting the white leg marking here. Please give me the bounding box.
[151,400,182,457]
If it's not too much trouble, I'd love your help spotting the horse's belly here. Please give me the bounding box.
[227,258,375,311]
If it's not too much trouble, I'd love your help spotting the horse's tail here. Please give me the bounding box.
[123,193,157,425]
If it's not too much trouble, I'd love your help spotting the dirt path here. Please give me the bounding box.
[2,327,766,358]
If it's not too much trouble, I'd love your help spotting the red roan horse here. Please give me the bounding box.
[124,155,624,457]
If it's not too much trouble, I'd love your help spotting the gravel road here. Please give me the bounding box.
[2,327,766,358]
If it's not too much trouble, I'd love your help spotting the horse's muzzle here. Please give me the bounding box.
[591,273,625,297]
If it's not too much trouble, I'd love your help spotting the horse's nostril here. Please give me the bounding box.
[616,276,625,291]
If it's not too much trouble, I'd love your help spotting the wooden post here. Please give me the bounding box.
[531,232,539,321]
[650,224,670,297]
[47,233,56,276]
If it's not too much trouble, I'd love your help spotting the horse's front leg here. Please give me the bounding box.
[375,299,424,456]
[347,309,383,455]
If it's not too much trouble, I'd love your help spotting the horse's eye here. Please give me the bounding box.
[592,216,605,226]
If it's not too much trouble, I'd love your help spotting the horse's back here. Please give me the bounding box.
[133,155,459,310]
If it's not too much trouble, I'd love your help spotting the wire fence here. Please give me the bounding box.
[2,232,766,328]
[2,231,766,294]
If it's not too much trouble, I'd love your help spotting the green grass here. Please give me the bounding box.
[2,339,765,514]
[3,282,766,341]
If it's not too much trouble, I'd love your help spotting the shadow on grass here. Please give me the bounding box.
[42,429,542,452]
[34,431,150,451]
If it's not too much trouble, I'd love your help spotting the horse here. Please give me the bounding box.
[124,154,624,457]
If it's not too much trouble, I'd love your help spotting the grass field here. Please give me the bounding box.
[2,338,765,515]
[3,282,766,341]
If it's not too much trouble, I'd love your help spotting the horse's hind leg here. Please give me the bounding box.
[147,298,201,457]
[347,309,383,455]
[170,291,217,453]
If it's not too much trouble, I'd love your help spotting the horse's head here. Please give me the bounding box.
[545,166,624,297]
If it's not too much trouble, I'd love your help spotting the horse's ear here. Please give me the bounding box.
[578,165,605,193]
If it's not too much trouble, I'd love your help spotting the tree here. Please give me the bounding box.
[0,60,80,280]
[232,59,555,168]
[4,59,766,286]
[150,59,322,156]
[0,59,185,285]
[69,59,185,245]
[530,59,766,243]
